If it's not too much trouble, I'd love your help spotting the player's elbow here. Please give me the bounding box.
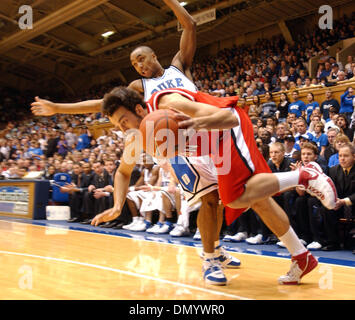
[222,110,239,128]
[187,18,197,30]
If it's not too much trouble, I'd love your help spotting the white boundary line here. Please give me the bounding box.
[1,219,354,270]
[0,250,252,300]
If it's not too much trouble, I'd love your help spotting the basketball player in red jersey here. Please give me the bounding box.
[31,0,240,286]
[91,85,337,285]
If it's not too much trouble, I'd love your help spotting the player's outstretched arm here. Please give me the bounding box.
[91,132,141,226]
[31,96,103,116]
[158,93,239,130]
[165,0,196,70]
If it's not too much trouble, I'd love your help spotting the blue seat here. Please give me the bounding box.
[52,173,72,203]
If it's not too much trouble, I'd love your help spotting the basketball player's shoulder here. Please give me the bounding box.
[128,79,144,94]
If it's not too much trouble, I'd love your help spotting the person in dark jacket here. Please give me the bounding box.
[321,143,355,251]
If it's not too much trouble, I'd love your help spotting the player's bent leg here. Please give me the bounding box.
[250,197,290,238]
[214,204,240,268]
[197,190,228,285]
[227,165,337,210]
[251,198,318,284]
[227,174,281,209]
[197,190,219,254]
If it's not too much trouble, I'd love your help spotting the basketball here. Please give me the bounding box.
[139,109,180,158]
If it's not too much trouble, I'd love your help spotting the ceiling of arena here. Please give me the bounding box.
[0,0,352,95]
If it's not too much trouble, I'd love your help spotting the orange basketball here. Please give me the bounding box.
[139,109,180,158]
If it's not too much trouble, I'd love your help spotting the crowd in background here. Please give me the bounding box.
[0,12,355,252]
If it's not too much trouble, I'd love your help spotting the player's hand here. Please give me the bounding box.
[171,108,200,131]
[334,198,345,210]
[91,208,119,226]
[31,96,57,116]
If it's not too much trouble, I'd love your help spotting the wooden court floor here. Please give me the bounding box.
[0,220,354,300]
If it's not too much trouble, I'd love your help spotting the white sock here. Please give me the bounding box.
[133,216,139,222]
[279,227,307,256]
[274,170,300,192]
[204,252,215,259]
[214,240,220,249]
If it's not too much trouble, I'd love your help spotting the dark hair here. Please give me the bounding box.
[307,92,314,100]
[102,86,146,117]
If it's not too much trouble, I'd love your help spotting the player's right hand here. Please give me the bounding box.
[31,96,56,116]
[91,208,119,226]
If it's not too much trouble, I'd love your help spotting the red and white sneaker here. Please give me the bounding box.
[278,250,318,285]
[298,162,337,209]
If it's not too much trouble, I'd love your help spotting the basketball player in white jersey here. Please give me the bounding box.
[31,0,239,285]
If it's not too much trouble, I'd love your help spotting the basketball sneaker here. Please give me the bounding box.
[193,229,201,240]
[278,250,318,285]
[298,162,337,209]
[223,231,248,242]
[202,258,227,286]
[169,224,189,237]
[130,219,151,232]
[215,245,241,268]
[155,221,174,234]
[146,222,163,234]
[122,218,139,230]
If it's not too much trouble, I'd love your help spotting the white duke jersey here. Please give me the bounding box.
[142,65,197,103]
[142,66,217,205]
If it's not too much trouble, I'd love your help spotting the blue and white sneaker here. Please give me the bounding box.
[200,246,241,268]
[215,245,241,268]
[193,229,201,240]
[155,221,174,234]
[202,258,227,286]
[146,222,163,233]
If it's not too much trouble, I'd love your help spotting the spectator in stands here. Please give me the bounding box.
[276,92,290,123]
[45,130,59,158]
[320,89,340,121]
[56,133,68,157]
[321,143,355,251]
[325,107,340,133]
[344,55,353,74]
[28,141,43,160]
[328,63,341,83]
[305,93,320,124]
[319,62,332,79]
[288,90,306,118]
[76,127,91,151]
[248,96,261,120]
[328,134,351,167]
[292,142,326,250]
[313,122,328,157]
[260,92,277,120]
[275,122,288,143]
[65,126,77,151]
[294,118,314,150]
[336,114,354,142]
[80,160,112,224]
[43,165,56,180]
[324,127,339,163]
[267,143,293,231]
[340,86,355,122]
[308,111,325,134]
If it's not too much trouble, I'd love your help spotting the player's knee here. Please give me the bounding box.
[201,190,219,208]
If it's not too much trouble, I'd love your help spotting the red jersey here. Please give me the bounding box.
[147,88,271,225]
